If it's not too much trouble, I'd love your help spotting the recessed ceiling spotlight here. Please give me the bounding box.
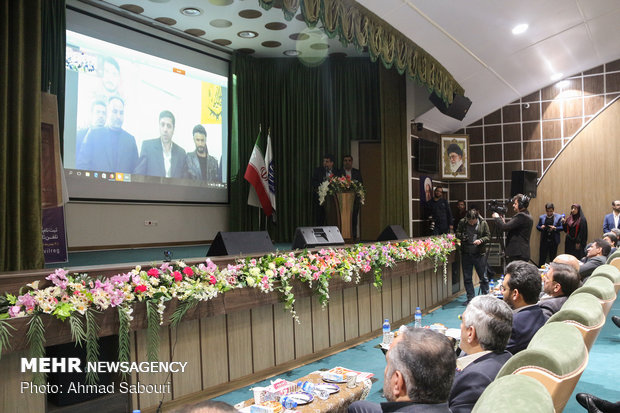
[512,23,528,35]
[556,80,569,88]
[550,73,563,81]
[238,31,258,39]
[181,7,202,16]
[283,49,300,56]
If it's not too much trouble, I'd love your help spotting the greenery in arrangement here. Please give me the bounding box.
[318,175,366,206]
[0,235,457,375]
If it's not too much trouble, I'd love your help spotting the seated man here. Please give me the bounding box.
[449,296,513,413]
[553,253,581,272]
[579,239,611,280]
[603,232,618,255]
[502,260,546,354]
[537,262,580,319]
[348,328,456,413]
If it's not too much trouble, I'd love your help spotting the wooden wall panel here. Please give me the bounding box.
[227,310,252,380]
[251,305,275,372]
[135,326,172,408]
[172,319,202,398]
[357,284,371,335]
[529,99,620,264]
[201,314,228,388]
[273,302,295,365]
[369,281,383,331]
[328,290,345,346]
[381,278,393,322]
[417,272,426,309]
[425,270,433,309]
[312,296,330,352]
[409,273,419,311]
[343,287,359,341]
[401,274,411,318]
[391,277,402,323]
[130,332,138,409]
[294,296,313,358]
[1,350,45,412]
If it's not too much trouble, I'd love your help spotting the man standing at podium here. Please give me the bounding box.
[338,155,363,239]
[312,154,335,225]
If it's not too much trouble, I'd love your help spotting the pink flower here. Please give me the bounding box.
[8,305,22,318]
[209,275,217,285]
[183,267,194,277]
[173,271,183,282]
[135,285,147,293]
[147,268,159,278]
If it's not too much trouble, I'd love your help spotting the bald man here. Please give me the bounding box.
[553,254,581,273]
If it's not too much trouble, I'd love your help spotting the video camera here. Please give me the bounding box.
[488,199,509,215]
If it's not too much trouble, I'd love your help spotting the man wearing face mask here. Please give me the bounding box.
[186,124,220,182]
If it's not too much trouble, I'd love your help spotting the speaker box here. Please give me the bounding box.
[292,226,345,250]
[377,225,409,241]
[511,170,537,198]
[207,231,275,256]
[429,93,472,121]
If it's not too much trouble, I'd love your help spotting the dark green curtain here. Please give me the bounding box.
[42,0,66,154]
[1,0,44,270]
[379,66,409,231]
[230,55,380,242]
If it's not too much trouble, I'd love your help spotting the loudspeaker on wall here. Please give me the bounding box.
[377,225,409,241]
[207,231,275,256]
[429,93,472,121]
[510,170,537,198]
[292,226,345,250]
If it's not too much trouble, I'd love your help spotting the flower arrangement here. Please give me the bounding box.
[318,175,366,206]
[0,235,456,383]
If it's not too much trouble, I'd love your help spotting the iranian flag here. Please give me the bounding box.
[244,130,275,216]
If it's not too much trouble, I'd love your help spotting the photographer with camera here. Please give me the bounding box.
[426,186,453,235]
[456,208,490,305]
[492,194,533,264]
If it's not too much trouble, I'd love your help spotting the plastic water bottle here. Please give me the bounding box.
[280,396,298,410]
[488,279,495,295]
[382,319,391,344]
[414,307,422,328]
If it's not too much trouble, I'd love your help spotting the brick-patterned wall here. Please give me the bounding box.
[410,58,620,236]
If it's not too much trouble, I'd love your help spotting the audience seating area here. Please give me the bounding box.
[472,264,620,412]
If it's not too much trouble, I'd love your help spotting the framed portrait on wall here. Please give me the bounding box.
[441,134,470,180]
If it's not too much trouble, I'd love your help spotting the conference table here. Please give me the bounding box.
[236,371,373,413]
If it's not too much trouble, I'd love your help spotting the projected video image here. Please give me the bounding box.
[64,31,228,203]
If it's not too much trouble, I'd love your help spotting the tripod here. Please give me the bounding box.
[485,217,507,280]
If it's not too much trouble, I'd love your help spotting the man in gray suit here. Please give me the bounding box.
[537,262,579,319]
[186,124,220,182]
[579,239,611,280]
[134,110,187,178]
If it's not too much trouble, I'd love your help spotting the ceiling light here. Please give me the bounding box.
[238,31,258,39]
[556,80,569,88]
[283,50,300,56]
[550,73,563,81]
[181,7,202,16]
[512,23,528,35]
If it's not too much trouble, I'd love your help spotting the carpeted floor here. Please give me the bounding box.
[213,294,620,412]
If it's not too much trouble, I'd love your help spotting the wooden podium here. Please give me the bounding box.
[325,192,356,240]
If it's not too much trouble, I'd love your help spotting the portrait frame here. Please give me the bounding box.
[441,134,470,180]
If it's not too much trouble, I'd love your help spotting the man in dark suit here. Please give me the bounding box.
[76,96,138,174]
[338,155,363,239]
[502,260,546,354]
[602,200,620,234]
[134,110,187,178]
[579,239,611,280]
[311,154,335,226]
[426,186,453,235]
[537,262,579,319]
[492,194,533,263]
[536,203,563,266]
[449,295,513,413]
[348,328,455,413]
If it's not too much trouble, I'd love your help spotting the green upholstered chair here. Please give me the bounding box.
[497,322,588,412]
[606,250,620,264]
[472,374,554,413]
[547,292,605,351]
[600,260,620,293]
[575,276,617,316]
